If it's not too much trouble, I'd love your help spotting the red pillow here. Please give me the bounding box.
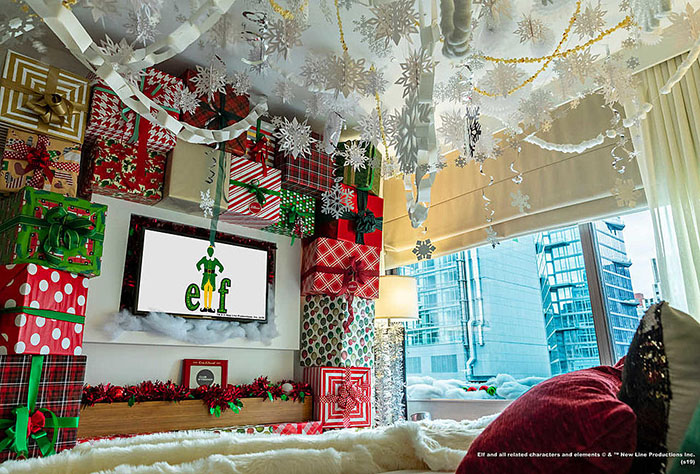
[457,364,636,474]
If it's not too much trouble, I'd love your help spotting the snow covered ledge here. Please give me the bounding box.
[408,399,512,422]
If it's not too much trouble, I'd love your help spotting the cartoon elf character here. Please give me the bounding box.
[196,245,224,313]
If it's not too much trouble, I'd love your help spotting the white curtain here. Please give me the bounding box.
[626,53,700,319]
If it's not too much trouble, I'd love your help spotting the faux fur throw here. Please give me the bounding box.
[0,416,497,474]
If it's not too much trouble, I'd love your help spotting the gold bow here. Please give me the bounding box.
[24,93,74,126]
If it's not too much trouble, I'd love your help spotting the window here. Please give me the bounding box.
[400,210,661,401]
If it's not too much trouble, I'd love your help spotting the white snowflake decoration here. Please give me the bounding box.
[125,8,159,46]
[342,142,368,171]
[364,68,388,97]
[322,111,345,154]
[553,48,599,90]
[480,63,526,97]
[326,51,369,97]
[514,14,550,44]
[275,117,316,159]
[191,57,228,102]
[200,189,215,218]
[354,109,383,147]
[174,85,199,115]
[412,239,436,261]
[270,115,286,129]
[438,110,467,152]
[97,36,145,87]
[274,78,295,104]
[396,48,436,98]
[353,15,392,57]
[392,93,433,174]
[595,58,639,105]
[304,93,327,117]
[229,71,252,96]
[611,178,641,207]
[517,89,554,129]
[435,73,473,103]
[366,0,419,47]
[263,18,306,60]
[573,1,607,39]
[485,225,500,248]
[477,0,514,31]
[510,189,531,212]
[627,56,640,69]
[321,181,354,219]
[473,128,501,163]
[668,3,700,40]
[300,55,328,90]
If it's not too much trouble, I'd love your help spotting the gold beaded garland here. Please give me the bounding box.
[268,0,308,21]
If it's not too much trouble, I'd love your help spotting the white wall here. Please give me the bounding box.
[83,195,301,385]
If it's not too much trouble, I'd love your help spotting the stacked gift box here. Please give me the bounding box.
[274,131,334,199]
[209,421,323,436]
[335,141,382,197]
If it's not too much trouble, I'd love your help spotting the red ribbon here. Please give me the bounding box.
[319,369,371,428]
[7,134,55,186]
[247,136,269,177]
[27,410,46,435]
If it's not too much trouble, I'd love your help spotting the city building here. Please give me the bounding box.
[400,236,551,382]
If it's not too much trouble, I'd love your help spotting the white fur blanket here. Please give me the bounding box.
[0,416,496,474]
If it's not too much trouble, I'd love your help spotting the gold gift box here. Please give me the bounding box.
[0,50,89,144]
[157,139,231,216]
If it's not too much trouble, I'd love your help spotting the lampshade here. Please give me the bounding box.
[374,275,419,321]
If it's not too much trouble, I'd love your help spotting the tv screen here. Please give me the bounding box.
[134,228,269,322]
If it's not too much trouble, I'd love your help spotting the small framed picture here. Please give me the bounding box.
[182,359,228,389]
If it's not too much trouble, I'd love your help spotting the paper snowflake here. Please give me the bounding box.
[270,115,286,129]
[367,0,419,47]
[473,128,501,163]
[97,36,144,87]
[191,57,228,102]
[480,63,526,97]
[229,71,252,96]
[611,178,641,207]
[477,0,514,30]
[438,110,467,152]
[412,239,436,261]
[321,181,354,219]
[626,56,640,69]
[125,8,159,46]
[392,93,433,174]
[621,36,638,49]
[517,89,554,129]
[199,189,215,218]
[514,14,549,44]
[263,18,306,60]
[510,189,531,212]
[326,51,369,97]
[273,78,295,104]
[85,0,119,24]
[300,55,327,90]
[275,117,316,159]
[173,85,199,115]
[594,58,639,105]
[364,68,388,97]
[668,3,700,40]
[553,48,599,89]
[322,93,359,118]
[353,15,392,58]
[342,142,368,171]
[200,10,238,50]
[354,109,384,146]
[396,48,436,98]
[304,94,327,117]
[485,226,500,248]
[435,73,473,104]
[455,155,469,168]
[573,1,607,39]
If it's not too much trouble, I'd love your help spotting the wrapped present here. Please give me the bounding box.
[1,128,81,197]
[221,421,323,435]
[158,140,231,216]
[220,155,281,229]
[262,188,315,242]
[303,366,371,429]
[337,142,381,196]
[0,263,87,356]
[0,50,89,144]
[300,295,374,368]
[181,68,249,156]
[0,354,86,461]
[274,133,334,199]
[0,187,107,277]
[301,237,379,300]
[317,185,383,249]
[86,69,180,154]
[245,118,275,168]
[87,138,166,205]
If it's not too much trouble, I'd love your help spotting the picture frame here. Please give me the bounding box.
[182,359,228,389]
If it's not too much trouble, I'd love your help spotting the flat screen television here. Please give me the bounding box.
[121,215,276,323]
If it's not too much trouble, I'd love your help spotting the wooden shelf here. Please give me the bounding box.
[78,397,313,438]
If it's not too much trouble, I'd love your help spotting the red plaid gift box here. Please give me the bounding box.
[245,118,274,168]
[274,133,334,199]
[227,421,323,435]
[85,69,180,154]
[0,354,86,460]
[316,185,384,249]
[301,237,379,300]
[87,138,167,205]
[181,69,249,156]
[303,366,371,429]
[219,155,281,229]
[0,263,87,356]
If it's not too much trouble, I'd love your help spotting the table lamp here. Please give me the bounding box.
[373,275,419,426]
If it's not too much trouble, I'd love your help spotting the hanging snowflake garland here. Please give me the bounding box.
[392,93,433,174]
[366,0,419,47]
[263,17,307,60]
[275,117,316,159]
[435,73,473,104]
[396,48,436,98]
[626,56,640,69]
[191,56,228,102]
[455,155,469,168]
[573,1,608,39]
[342,142,368,171]
[321,180,354,219]
[510,189,531,212]
[200,189,215,218]
[326,51,369,98]
[173,85,199,115]
[611,178,641,207]
[412,239,436,261]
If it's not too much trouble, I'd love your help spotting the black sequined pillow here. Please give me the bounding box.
[618,302,700,473]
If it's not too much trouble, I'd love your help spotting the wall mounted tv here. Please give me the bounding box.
[121,215,276,323]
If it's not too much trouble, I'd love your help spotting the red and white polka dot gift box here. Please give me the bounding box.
[0,263,88,356]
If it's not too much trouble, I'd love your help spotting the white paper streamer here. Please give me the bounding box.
[659,36,700,94]
[523,132,605,154]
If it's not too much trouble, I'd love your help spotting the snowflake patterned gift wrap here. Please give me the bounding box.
[303,366,372,429]
[274,132,334,199]
[0,51,89,144]
[0,354,86,461]
[1,128,81,197]
[300,295,374,368]
[219,155,281,229]
[181,68,249,156]
[85,68,180,154]
[262,188,315,241]
[0,263,87,356]
[86,138,166,205]
[301,237,380,300]
[317,185,383,249]
[0,187,106,277]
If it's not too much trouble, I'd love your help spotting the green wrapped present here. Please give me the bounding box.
[263,188,315,241]
[336,142,381,196]
[0,187,106,276]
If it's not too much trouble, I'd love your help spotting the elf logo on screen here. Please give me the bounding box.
[184,245,231,314]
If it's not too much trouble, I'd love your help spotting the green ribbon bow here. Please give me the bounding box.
[0,356,79,458]
[341,189,383,245]
[201,93,245,131]
[283,204,313,245]
[42,207,97,266]
[230,179,280,207]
